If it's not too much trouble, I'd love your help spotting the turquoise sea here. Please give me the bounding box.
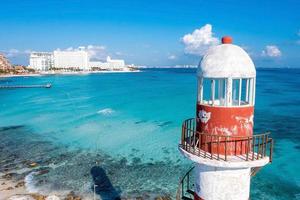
[0,68,299,199]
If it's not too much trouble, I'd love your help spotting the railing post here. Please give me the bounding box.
[182,122,185,149]
[265,134,268,157]
[225,136,228,161]
[246,137,250,161]
[210,135,213,159]
[262,135,265,158]
[270,138,273,163]
[252,136,255,161]
[258,135,264,160]
[193,119,196,154]
[189,121,192,153]
[198,133,201,156]
[181,125,185,147]
[217,136,220,160]
[204,135,207,158]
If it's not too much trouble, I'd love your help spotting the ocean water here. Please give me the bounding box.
[0,68,299,199]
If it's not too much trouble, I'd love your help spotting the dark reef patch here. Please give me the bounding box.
[157,121,173,127]
[251,171,300,200]
[0,124,188,198]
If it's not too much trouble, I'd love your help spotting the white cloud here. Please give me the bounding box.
[2,49,32,58]
[59,45,107,61]
[181,24,219,56]
[115,51,123,56]
[168,54,177,60]
[261,45,282,57]
[86,45,106,60]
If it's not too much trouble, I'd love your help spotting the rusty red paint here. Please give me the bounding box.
[196,104,254,155]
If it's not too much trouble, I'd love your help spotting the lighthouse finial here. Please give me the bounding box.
[222,36,232,44]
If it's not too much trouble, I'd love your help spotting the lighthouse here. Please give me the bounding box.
[178,36,273,200]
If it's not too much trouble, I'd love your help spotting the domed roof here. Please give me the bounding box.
[198,39,256,78]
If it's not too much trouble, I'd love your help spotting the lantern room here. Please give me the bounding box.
[197,36,256,107]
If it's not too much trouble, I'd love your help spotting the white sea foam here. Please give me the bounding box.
[97,108,115,116]
[24,171,39,193]
[7,195,35,200]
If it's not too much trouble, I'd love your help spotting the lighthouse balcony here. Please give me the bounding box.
[179,118,273,168]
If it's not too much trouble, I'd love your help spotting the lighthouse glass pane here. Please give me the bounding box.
[202,78,212,104]
[201,78,226,106]
[240,78,250,105]
[232,79,241,106]
[214,79,226,106]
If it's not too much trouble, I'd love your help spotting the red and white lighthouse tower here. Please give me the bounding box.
[178,36,273,200]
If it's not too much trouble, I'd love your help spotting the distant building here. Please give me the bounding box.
[53,48,89,70]
[29,49,128,71]
[106,56,125,69]
[29,52,53,71]
[0,54,12,71]
[89,61,109,69]
[89,56,126,70]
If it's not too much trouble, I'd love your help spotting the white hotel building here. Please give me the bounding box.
[29,48,128,71]
[53,48,89,70]
[29,52,53,71]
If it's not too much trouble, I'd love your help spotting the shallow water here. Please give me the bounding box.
[0,68,299,199]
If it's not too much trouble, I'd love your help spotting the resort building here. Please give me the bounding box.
[53,48,89,70]
[0,53,12,71]
[29,49,128,71]
[29,52,53,71]
[89,56,126,70]
[106,56,125,69]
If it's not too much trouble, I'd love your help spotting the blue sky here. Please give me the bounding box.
[0,0,299,67]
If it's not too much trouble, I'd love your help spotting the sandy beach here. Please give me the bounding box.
[0,177,27,200]
[0,74,42,78]
[0,177,88,200]
[0,168,87,200]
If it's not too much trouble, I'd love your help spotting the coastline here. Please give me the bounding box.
[0,74,42,78]
[0,70,140,78]
[0,176,89,200]
[0,177,27,200]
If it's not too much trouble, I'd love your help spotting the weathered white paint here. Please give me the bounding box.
[235,115,254,132]
[211,126,235,136]
[198,44,256,78]
[195,164,250,200]
[179,147,270,168]
[198,110,211,123]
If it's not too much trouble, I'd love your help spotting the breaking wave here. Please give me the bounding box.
[24,171,39,193]
[97,108,115,116]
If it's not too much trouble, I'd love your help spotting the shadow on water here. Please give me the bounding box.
[91,165,121,200]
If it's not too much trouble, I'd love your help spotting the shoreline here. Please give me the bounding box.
[0,74,42,78]
[0,177,27,200]
[0,176,89,200]
[0,70,141,78]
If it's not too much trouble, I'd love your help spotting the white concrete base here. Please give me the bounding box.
[195,164,251,200]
